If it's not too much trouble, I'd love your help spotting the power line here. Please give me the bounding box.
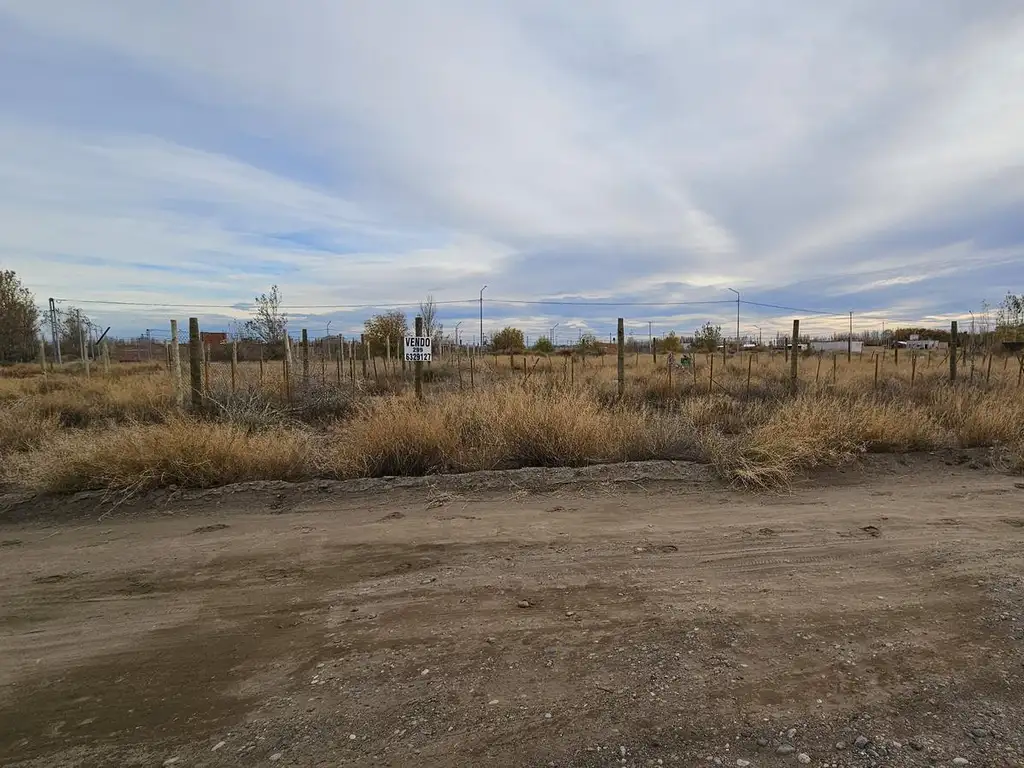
[489,298,736,307]
[739,299,848,317]
[52,297,475,310]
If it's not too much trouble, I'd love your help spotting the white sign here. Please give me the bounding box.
[404,336,432,362]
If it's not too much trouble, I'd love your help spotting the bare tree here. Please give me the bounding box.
[243,285,288,345]
[0,270,40,363]
[419,294,443,345]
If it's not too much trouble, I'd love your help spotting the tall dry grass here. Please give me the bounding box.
[2,351,1023,495]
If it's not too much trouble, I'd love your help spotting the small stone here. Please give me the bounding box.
[544,712,552,719]
[970,728,989,739]
[349,734,357,740]
[953,759,970,766]
[797,754,810,765]
[270,754,282,762]
[421,668,430,676]
[891,741,902,749]
[757,737,769,747]
[488,699,499,705]
[620,745,627,757]
[776,744,796,755]
[786,728,798,740]
[834,742,846,750]
[909,740,924,751]
[163,760,179,767]
[212,741,226,752]
[486,637,496,644]
[854,735,870,749]
[736,760,751,767]
[518,600,531,608]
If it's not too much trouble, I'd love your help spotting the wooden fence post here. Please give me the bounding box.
[38,337,47,376]
[617,318,625,397]
[361,334,368,379]
[911,353,917,386]
[414,316,424,399]
[170,319,183,406]
[301,329,309,385]
[80,323,91,378]
[188,318,203,411]
[231,339,238,393]
[102,341,110,376]
[949,321,958,383]
[789,320,799,393]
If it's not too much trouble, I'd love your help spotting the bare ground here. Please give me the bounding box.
[1,456,1023,767]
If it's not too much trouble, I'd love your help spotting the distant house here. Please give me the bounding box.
[809,340,864,354]
[901,339,944,350]
[199,332,228,346]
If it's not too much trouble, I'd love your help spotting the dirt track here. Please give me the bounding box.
[2,458,1024,767]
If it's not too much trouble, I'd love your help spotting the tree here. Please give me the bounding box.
[364,310,408,356]
[243,285,288,344]
[576,333,601,356]
[0,270,40,363]
[491,326,525,352]
[532,336,554,354]
[997,293,1024,339]
[693,322,722,352]
[419,294,443,346]
[660,331,682,353]
[57,306,90,356]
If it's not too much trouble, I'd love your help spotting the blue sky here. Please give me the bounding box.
[0,0,1022,343]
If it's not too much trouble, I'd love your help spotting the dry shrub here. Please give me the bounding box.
[323,384,695,478]
[0,404,60,456]
[925,387,1024,447]
[4,418,315,495]
[9,374,173,427]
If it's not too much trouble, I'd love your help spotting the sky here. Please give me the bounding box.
[1,0,1022,343]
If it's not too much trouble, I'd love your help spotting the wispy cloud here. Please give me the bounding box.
[0,0,1022,338]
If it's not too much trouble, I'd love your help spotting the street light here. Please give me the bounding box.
[727,288,740,344]
[479,285,487,349]
[550,322,559,346]
[454,321,462,347]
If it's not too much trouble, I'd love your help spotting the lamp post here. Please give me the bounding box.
[727,288,740,345]
[479,285,487,350]
[550,322,559,347]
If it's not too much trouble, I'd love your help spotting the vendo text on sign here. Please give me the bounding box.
[404,336,432,362]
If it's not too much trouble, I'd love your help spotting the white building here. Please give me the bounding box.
[809,340,864,354]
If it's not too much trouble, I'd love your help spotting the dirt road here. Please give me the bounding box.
[2,458,1023,767]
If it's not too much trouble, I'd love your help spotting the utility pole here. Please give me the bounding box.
[479,285,487,350]
[728,288,740,345]
[48,298,62,365]
[848,311,853,362]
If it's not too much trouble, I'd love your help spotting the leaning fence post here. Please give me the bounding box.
[616,318,625,397]
[789,319,800,393]
[949,321,958,383]
[188,318,203,411]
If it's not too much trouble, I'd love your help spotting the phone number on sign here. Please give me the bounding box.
[404,352,431,362]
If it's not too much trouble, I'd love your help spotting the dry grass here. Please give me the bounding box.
[2,350,1023,496]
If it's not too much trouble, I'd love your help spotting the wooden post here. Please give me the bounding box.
[652,339,657,365]
[470,353,475,389]
[204,344,211,395]
[986,353,993,384]
[336,347,342,384]
[170,320,183,406]
[874,354,879,390]
[38,337,47,376]
[746,354,752,398]
[80,323,91,378]
[301,329,309,385]
[616,318,625,397]
[102,341,110,376]
[230,340,238,393]
[283,357,290,401]
[414,316,424,399]
[350,341,356,385]
[949,321,958,383]
[894,345,899,366]
[709,351,714,394]
[815,354,822,385]
[361,334,368,379]
[188,318,203,411]
[832,353,837,384]
[789,320,799,392]
[911,353,917,386]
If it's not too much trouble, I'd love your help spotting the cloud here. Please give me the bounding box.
[0,0,1022,338]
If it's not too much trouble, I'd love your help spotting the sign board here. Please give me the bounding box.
[404,336,432,362]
